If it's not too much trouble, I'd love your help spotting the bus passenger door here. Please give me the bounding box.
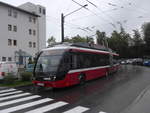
[69,53,78,84]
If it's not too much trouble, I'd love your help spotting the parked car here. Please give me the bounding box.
[126,59,133,64]
[0,62,18,79]
[121,61,126,64]
[132,58,143,65]
[143,60,150,66]
[25,64,35,72]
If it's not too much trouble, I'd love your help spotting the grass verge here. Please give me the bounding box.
[0,80,32,87]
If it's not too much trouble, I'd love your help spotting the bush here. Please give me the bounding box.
[3,73,16,85]
[20,72,32,81]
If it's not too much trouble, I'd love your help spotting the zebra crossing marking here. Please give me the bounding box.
[0,98,53,113]
[0,88,16,93]
[0,88,94,113]
[0,92,31,101]
[26,101,68,113]
[63,106,90,113]
[0,90,22,96]
[0,95,40,107]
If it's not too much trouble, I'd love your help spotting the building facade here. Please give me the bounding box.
[0,2,46,65]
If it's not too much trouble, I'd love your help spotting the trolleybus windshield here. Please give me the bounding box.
[35,50,65,73]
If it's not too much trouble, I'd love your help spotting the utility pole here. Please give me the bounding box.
[61,4,88,43]
[61,13,64,42]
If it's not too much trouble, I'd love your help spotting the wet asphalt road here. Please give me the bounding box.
[1,65,150,113]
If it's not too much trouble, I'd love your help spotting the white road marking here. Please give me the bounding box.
[99,111,107,113]
[0,89,16,93]
[26,101,68,113]
[0,91,22,96]
[63,106,90,113]
[0,93,31,101]
[0,89,92,113]
[0,98,53,113]
[0,95,40,107]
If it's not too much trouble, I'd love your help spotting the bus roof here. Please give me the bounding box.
[43,44,119,56]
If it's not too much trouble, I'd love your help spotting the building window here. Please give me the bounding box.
[2,57,6,62]
[8,57,12,61]
[29,29,32,35]
[29,42,32,48]
[33,18,36,24]
[13,11,18,18]
[33,30,36,36]
[8,24,12,31]
[39,7,42,13]
[13,26,17,32]
[8,39,12,46]
[8,9,12,16]
[43,9,45,15]
[29,17,32,22]
[33,42,36,48]
[13,40,17,46]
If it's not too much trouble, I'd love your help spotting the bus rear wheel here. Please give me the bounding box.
[78,74,86,85]
[106,72,108,77]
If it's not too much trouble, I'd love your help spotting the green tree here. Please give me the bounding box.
[71,35,87,43]
[96,30,106,46]
[131,29,143,57]
[133,29,143,46]
[64,38,72,43]
[64,35,89,43]
[142,22,150,46]
[86,36,94,44]
[108,27,130,58]
[47,36,56,46]
[142,22,150,55]
[108,30,122,52]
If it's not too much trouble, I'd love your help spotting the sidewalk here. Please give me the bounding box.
[121,85,150,113]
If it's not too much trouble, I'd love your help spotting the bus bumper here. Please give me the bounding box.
[32,80,70,88]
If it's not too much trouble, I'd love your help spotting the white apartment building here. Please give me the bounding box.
[0,2,46,65]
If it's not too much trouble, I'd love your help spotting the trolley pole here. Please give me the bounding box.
[61,4,88,43]
[61,13,64,42]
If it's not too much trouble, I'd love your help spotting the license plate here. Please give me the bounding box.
[37,83,44,86]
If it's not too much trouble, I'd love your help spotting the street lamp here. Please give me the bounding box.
[61,4,88,42]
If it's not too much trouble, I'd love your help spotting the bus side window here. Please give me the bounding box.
[77,54,85,69]
[70,53,77,69]
[109,55,113,66]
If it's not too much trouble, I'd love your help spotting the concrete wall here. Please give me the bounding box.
[19,2,46,51]
[0,2,45,64]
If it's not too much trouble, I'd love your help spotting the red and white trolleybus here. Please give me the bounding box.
[32,43,119,88]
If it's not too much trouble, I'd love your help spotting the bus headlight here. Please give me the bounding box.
[43,76,56,81]
[43,78,51,81]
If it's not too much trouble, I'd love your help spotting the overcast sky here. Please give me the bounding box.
[1,0,150,42]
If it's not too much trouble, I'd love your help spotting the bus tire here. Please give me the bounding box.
[78,74,86,85]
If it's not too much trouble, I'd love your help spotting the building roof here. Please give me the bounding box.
[0,1,40,17]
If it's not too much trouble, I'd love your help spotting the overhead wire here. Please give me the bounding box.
[47,14,96,37]
[121,0,150,14]
[72,0,115,30]
[102,8,118,13]
[114,0,150,25]
[46,15,89,31]
[47,0,130,38]
[85,0,117,29]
